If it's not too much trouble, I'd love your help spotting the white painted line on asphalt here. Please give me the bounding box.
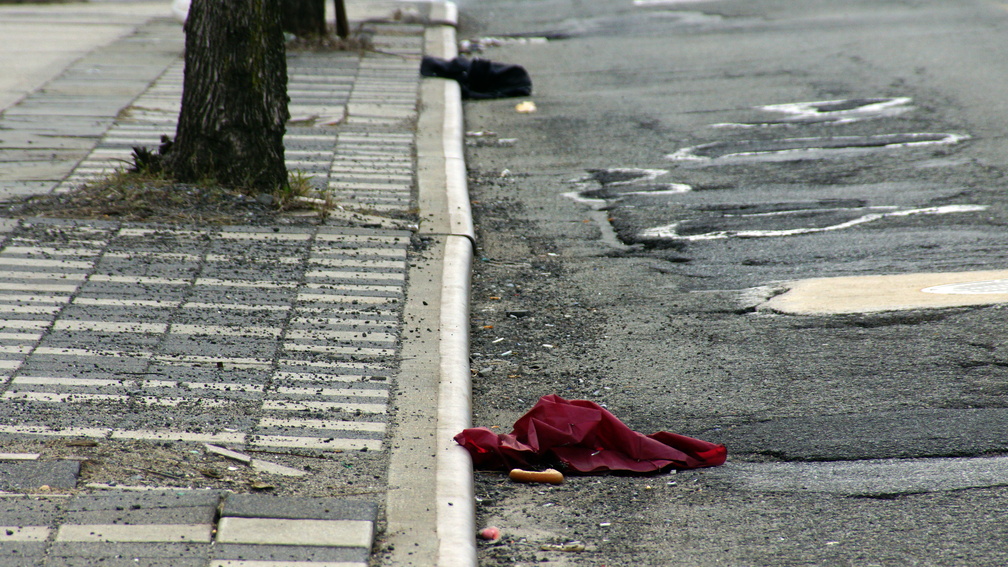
[668,133,970,162]
[759,97,913,121]
[640,204,988,240]
[923,279,1008,294]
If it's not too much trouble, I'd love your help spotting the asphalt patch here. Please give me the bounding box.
[701,408,1008,461]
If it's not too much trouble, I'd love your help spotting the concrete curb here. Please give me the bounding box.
[422,3,478,566]
[436,235,476,567]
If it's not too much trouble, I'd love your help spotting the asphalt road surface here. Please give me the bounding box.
[457,0,1008,565]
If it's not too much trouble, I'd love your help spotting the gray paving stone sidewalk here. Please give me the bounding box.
[2,490,377,566]
[0,8,437,567]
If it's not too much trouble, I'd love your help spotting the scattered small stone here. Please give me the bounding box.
[540,541,585,552]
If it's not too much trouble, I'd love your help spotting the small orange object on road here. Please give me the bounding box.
[508,468,564,484]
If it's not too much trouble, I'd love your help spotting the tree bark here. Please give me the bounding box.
[165,0,289,192]
[334,0,349,39]
[282,0,326,37]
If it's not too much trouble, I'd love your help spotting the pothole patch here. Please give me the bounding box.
[562,167,691,209]
[760,270,1008,315]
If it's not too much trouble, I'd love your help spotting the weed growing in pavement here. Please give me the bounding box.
[273,169,315,210]
[274,170,342,222]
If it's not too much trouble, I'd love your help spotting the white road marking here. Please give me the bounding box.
[640,204,988,240]
[667,133,970,162]
[923,279,1008,294]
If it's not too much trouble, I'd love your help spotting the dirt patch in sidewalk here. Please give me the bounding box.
[0,436,387,500]
[5,180,290,226]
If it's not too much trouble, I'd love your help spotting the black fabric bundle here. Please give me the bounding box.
[420,56,532,99]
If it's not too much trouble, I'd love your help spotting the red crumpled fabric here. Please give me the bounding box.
[454,394,727,473]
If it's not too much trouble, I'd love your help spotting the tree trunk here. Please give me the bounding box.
[165,0,289,192]
[334,0,349,39]
[282,0,326,37]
